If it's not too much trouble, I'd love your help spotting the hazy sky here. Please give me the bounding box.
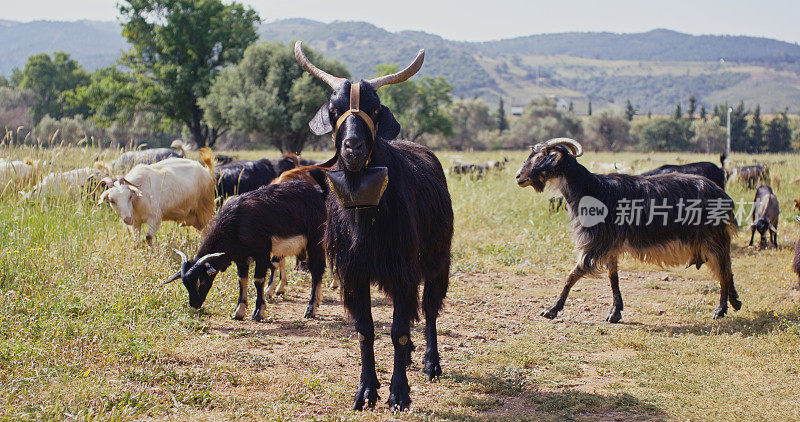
[5,0,800,44]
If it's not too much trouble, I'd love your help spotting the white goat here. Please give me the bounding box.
[26,164,109,199]
[0,159,37,193]
[98,155,215,245]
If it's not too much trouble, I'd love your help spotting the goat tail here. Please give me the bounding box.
[199,147,215,176]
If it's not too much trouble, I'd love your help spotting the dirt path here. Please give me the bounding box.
[162,270,711,420]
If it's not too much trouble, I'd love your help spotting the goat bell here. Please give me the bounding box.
[326,167,389,209]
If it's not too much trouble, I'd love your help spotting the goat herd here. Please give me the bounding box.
[2,42,800,412]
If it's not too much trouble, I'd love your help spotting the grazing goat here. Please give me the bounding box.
[515,138,740,323]
[793,217,800,289]
[0,159,37,191]
[214,154,299,198]
[98,155,215,245]
[731,165,770,189]
[297,41,453,411]
[641,159,726,190]
[215,154,236,165]
[111,147,184,172]
[749,185,779,249]
[165,181,327,320]
[26,165,108,199]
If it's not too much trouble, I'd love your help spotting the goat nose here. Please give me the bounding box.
[344,138,364,153]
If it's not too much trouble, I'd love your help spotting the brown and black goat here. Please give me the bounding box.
[749,185,780,249]
[296,41,453,412]
[165,181,327,320]
[516,138,740,323]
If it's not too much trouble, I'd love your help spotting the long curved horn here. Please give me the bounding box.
[196,252,225,266]
[294,41,346,90]
[172,248,188,265]
[543,138,584,157]
[366,49,425,90]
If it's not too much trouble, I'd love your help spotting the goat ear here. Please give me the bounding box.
[376,104,401,140]
[204,262,218,276]
[309,103,332,136]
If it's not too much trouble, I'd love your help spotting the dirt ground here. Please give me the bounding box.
[153,268,732,421]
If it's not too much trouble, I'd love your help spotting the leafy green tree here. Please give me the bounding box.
[447,98,494,150]
[12,51,90,122]
[748,104,764,153]
[501,97,582,149]
[673,103,682,120]
[0,76,9,87]
[688,94,697,119]
[201,42,349,153]
[568,101,574,113]
[495,97,508,132]
[624,100,635,121]
[638,118,693,151]
[376,64,453,143]
[699,105,707,120]
[765,111,792,152]
[585,110,632,151]
[63,67,151,128]
[690,116,725,153]
[119,0,260,147]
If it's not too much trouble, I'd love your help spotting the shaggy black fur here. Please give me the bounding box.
[516,144,740,323]
[311,80,453,411]
[641,161,726,190]
[172,181,326,320]
[214,156,299,198]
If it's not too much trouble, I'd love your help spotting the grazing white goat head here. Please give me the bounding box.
[97,176,144,225]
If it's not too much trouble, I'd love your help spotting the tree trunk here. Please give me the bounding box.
[189,104,208,148]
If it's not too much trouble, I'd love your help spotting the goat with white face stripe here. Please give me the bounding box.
[165,181,327,321]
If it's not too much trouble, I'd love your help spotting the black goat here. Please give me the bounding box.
[214,155,299,198]
[516,138,740,323]
[296,41,452,412]
[165,181,327,320]
[641,158,726,190]
[749,185,779,248]
[793,217,800,289]
[732,165,770,189]
[215,154,236,165]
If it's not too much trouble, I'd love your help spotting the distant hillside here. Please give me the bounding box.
[3,19,800,113]
[0,20,126,75]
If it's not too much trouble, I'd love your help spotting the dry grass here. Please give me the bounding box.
[1,144,799,421]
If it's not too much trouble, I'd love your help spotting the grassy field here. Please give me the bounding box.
[1,145,799,421]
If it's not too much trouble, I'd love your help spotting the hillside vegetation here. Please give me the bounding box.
[2,19,800,113]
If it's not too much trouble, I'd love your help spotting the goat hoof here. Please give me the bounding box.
[233,304,247,320]
[352,381,380,411]
[251,304,268,322]
[387,385,411,412]
[423,355,442,380]
[303,305,315,319]
[712,307,727,319]
[730,297,742,311]
[541,309,558,319]
[605,311,622,323]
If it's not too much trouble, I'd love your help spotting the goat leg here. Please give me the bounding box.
[605,257,623,323]
[387,302,413,412]
[351,282,379,411]
[251,257,270,322]
[542,266,586,319]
